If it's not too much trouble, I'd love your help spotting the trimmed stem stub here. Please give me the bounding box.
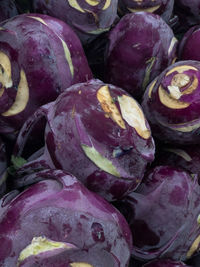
[97,85,126,129]
[0,51,13,88]
[70,263,93,267]
[82,144,120,177]
[158,85,190,109]
[187,235,200,258]
[2,69,29,116]
[128,5,161,13]
[18,236,77,264]
[118,94,150,139]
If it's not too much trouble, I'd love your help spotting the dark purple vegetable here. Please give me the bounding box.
[178,25,200,61]
[0,0,18,22]
[142,60,200,144]
[0,137,7,197]
[114,166,200,261]
[118,0,174,23]
[32,0,118,45]
[143,259,190,266]
[105,12,178,100]
[0,169,132,266]
[174,0,200,32]
[154,144,200,177]
[13,79,155,201]
[0,13,92,138]
[18,245,120,267]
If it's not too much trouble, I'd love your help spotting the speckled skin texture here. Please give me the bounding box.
[118,0,174,23]
[105,12,177,100]
[142,60,200,144]
[0,0,18,22]
[114,166,200,261]
[0,13,92,136]
[14,79,155,201]
[0,169,132,267]
[32,0,118,44]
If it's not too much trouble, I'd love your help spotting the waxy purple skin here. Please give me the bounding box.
[142,60,200,144]
[143,259,190,266]
[32,0,118,45]
[0,0,18,22]
[0,169,132,267]
[105,12,177,100]
[0,13,92,137]
[14,79,155,201]
[118,0,174,23]
[179,26,200,61]
[18,247,120,267]
[114,166,200,261]
[0,137,7,197]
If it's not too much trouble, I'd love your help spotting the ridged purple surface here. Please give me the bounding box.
[0,169,132,267]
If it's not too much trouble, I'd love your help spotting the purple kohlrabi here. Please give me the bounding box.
[0,169,132,267]
[0,13,92,139]
[32,0,119,45]
[142,60,200,144]
[13,79,155,201]
[113,166,200,261]
[178,25,200,61]
[105,12,178,100]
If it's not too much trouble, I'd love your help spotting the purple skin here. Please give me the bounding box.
[0,13,92,137]
[143,259,190,266]
[0,169,132,267]
[118,0,174,23]
[18,247,120,267]
[142,60,200,144]
[179,26,200,61]
[13,79,155,201]
[0,0,18,23]
[0,137,7,197]
[174,0,200,31]
[114,166,200,261]
[105,12,178,100]
[154,144,200,177]
[32,0,118,45]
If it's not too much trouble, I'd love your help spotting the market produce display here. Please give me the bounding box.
[0,169,132,266]
[0,13,92,138]
[32,0,118,45]
[142,60,200,144]
[105,12,178,99]
[0,1,200,267]
[114,166,200,261]
[13,79,155,201]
